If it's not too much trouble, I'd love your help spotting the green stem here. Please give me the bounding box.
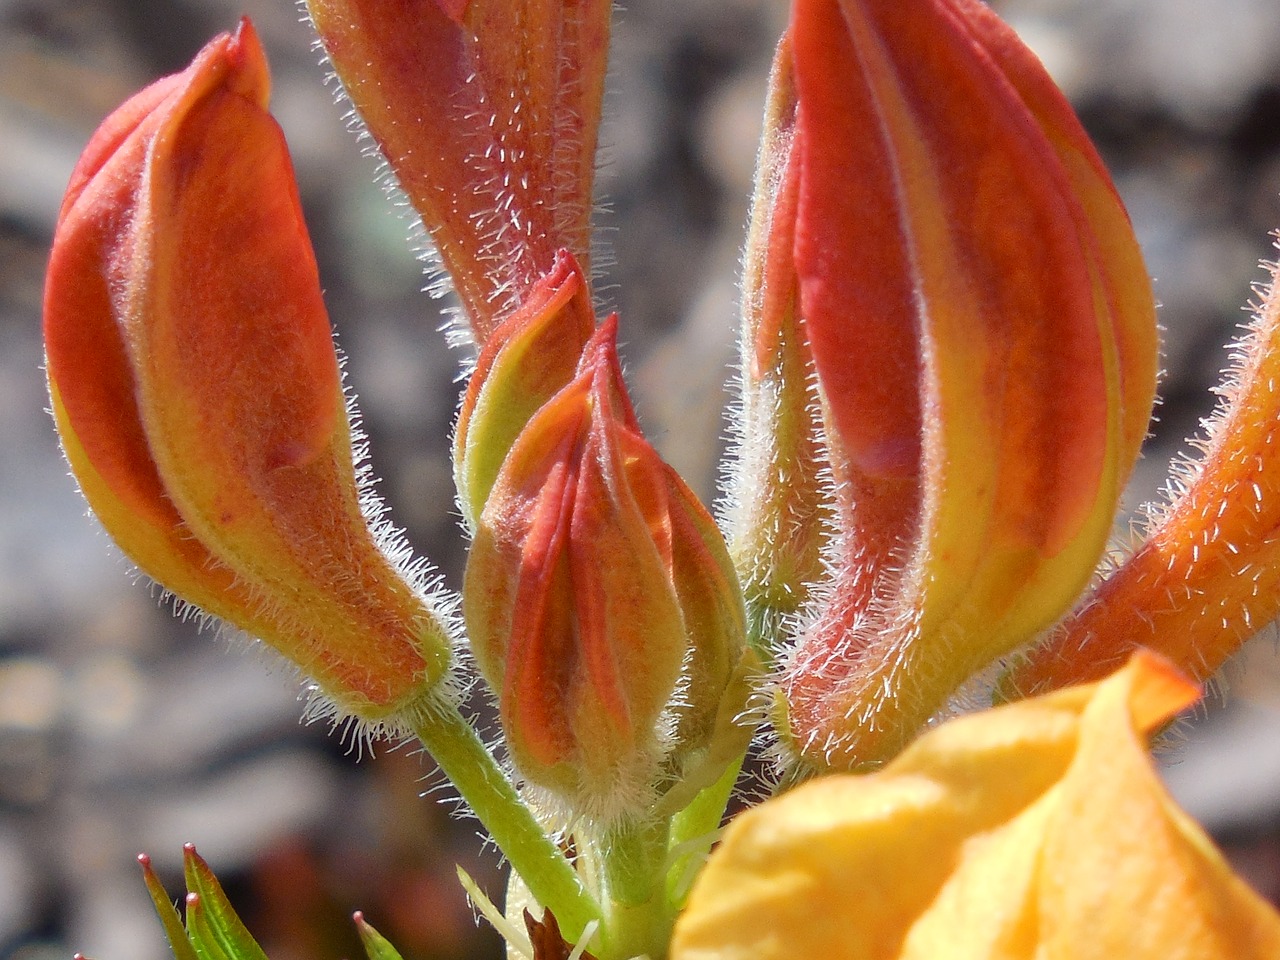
[604,818,673,959]
[412,705,601,942]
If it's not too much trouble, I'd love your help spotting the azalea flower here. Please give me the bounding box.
[41,0,1280,957]
[671,652,1280,960]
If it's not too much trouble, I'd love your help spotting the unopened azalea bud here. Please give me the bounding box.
[465,319,752,821]
[759,0,1158,769]
[1006,257,1280,697]
[725,35,832,655]
[43,20,454,729]
[304,0,611,340]
[672,652,1280,960]
[454,251,596,530]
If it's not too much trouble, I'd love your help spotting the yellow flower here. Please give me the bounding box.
[671,652,1280,960]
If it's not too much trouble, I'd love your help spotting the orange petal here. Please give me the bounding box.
[1007,257,1280,696]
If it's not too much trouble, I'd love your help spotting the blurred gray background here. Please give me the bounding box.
[3,0,1280,957]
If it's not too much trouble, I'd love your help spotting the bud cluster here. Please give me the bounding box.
[41,1,1280,958]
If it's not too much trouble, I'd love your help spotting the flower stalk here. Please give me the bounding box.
[408,704,603,943]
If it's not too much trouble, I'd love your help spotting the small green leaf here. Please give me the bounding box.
[181,845,270,960]
[138,854,200,960]
[354,912,407,960]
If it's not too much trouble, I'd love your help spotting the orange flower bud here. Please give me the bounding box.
[304,0,611,341]
[1006,257,1280,696]
[672,652,1280,960]
[464,319,752,820]
[43,20,455,729]
[754,0,1158,769]
[453,250,596,530]
[725,35,833,655]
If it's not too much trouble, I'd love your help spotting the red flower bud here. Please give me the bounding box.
[729,0,1158,768]
[43,20,455,729]
[454,250,596,530]
[465,319,752,819]
[304,0,612,340]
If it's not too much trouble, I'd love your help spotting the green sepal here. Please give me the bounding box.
[181,845,270,960]
[139,855,200,960]
[184,894,236,960]
[354,912,407,960]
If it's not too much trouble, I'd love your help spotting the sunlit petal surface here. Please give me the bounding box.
[672,653,1280,960]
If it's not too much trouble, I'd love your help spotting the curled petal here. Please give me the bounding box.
[44,20,454,727]
[1007,256,1280,696]
[774,0,1157,768]
[672,652,1280,960]
[305,0,610,340]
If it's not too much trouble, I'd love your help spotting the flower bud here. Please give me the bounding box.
[1006,257,1280,696]
[304,0,611,340]
[754,0,1159,769]
[672,652,1280,960]
[453,250,596,530]
[464,319,752,821]
[43,20,455,729]
[725,35,833,656]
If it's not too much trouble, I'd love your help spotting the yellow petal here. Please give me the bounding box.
[672,652,1280,960]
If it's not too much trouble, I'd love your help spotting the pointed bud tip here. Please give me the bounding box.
[216,16,269,106]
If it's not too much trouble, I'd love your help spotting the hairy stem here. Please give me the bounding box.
[604,817,673,959]
[412,705,601,942]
